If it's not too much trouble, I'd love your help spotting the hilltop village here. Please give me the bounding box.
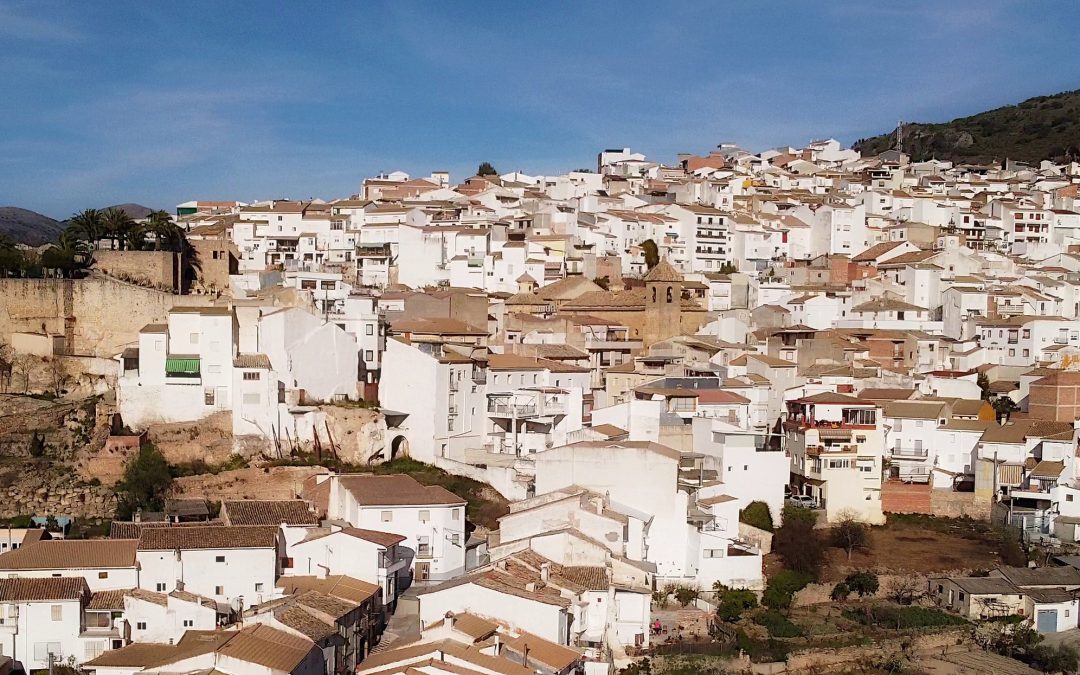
[4,142,1080,674]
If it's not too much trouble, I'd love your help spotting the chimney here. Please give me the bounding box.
[493,634,501,655]
[134,509,142,524]
[444,610,455,628]
[525,582,537,592]
[540,562,550,583]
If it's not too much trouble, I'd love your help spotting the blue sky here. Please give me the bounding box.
[1,1,1079,218]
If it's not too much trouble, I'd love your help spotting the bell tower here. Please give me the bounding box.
[642,258,683,347]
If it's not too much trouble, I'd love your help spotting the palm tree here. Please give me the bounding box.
[124,221,147,251]
[145,210,174,251]
[101,207,134,250]
[69,208,103,248]
[40,226,93,278]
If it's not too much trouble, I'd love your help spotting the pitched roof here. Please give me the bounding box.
[857,388,917,401]
[335,474,467,507]
[643,259,684,283]
[852,241,905,262]
[502,631,583,671]
[275,603,338,642]
[137,525,280,551]
[87,589,127,610]
[981,420,1074,444]
[0,577,88,602]
[882,401,946,420]
[0,539,138,570]
[448,612,499,641]
[277,575,380,604]
[83,630,233,668]
[222,500,320,526]
[216,623,318,671]
[996,565,1080,587]
[109,520,225,539]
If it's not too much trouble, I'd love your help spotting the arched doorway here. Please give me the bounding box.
[390,435,409,460]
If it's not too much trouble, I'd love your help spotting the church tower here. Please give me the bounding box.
[642,258,684,347]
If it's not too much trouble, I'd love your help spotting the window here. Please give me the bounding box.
[381,511,393,522]
[452,509,461,521]
[204,389,215,406]
[1068,494,1075,503]
[156,583,166,592]
[98,572,108,580]
[365,350,374,362]
[243,371,261,381]
[51,605,62,621]
[419,510,430,522]
[450,533,461,545]
[136,622,147,630]
[189,333,199,344]
[255,583,264,592]
[183,619,194,627]
[366,325,374,336]
[215,555,225,563]
[702,549,724,558]
[215,586,224,595]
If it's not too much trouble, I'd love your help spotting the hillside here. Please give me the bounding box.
[0,207,64,246]
[853,90,1080,165]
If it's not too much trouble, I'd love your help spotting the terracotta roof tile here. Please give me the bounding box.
[222,500,320,526]
[137,525,279,550]
[0,577,88,602]
[0,539,138,570]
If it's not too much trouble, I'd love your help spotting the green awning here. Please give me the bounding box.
[165,358,201,375]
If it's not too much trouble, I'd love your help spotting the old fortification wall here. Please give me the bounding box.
[0,278,210,358]
[93,250,177,291]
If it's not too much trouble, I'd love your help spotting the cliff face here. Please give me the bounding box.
[854,90,1080,164]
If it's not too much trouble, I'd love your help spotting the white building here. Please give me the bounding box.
[306,473,468,582]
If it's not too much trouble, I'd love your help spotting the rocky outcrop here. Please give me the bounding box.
[0,472,115,519]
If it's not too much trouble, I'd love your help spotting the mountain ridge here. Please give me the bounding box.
[853,90,1080,165]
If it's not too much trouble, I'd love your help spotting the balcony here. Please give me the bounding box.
[488,402,537,417]
[891,447,929,459]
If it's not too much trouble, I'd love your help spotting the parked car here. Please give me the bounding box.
[787,494,818,509]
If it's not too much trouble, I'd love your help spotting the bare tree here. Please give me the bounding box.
[0,339,13,393]
[11,354,33,395]
[886,575,922,606]
[46,357,70,398]
[831,511,872,560]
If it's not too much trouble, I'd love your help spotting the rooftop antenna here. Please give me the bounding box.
[896,120,904,153]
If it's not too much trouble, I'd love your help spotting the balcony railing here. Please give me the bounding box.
[892,447,929,458]
[488,403,537,417]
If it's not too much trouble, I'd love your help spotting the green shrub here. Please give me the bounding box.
[844,572,879,598]
[754,610,802,638]
[831,582,851,601]
[116,443,173,518]
[762,570,812,612]
[1029,644,1079,674]
[774,508,825,578]
[714,586,758,622]
[673,585,700,607]
[740,501,774,532]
